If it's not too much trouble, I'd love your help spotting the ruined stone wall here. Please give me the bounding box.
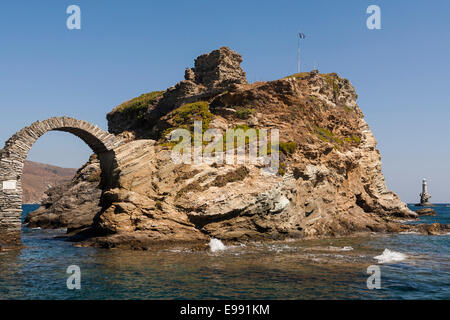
[191,46,247,89]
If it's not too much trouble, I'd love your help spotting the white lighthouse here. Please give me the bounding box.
[419,178,432,206]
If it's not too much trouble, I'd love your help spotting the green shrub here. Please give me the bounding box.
[278,162,287,176]
[113,91,165,119]
[170,101,213,132]
[321,74,340,97]
[334,137,344,146]
[315,126,334,139]
[235,107,255,119]
[161,101,214,142]
[351,135,361,143]
[343,135,361,144]
[343,105,354,113]
[343,137,352,143]
[233,124,251,131]
[283,72,310,79]
[279,141,297,155]
[315,124,361,149]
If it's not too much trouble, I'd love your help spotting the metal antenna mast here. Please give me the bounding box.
[297,32,306,73]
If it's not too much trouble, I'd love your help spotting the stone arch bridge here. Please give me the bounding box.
[0,117,124,249]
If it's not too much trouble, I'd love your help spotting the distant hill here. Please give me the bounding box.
[22,160,77,204]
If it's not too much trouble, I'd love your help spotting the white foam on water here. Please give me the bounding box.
[266,244,297,253]
[209,238,226,252]
[374,249,407,264]
[331,246,354,251]
[166,248,192,253]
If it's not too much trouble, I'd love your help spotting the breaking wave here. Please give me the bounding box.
[209,238,226,252]
[374,249,407,264]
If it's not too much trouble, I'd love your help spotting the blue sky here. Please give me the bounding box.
[0,0,449,203]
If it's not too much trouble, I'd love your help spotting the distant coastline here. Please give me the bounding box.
[22,161,76,204]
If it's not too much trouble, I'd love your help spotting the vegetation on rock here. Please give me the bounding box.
[314,126,360,149]
[321,73,341,98]
[171,101,212,127]
[163,101,213,137]
[279,141,297,155]
[283,72,310,79]
[112,91,165,119]
[235,107,255,119]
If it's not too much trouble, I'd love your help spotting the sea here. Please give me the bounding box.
[0,204,449,300]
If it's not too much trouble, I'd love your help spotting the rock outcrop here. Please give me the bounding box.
[415,223,450,235]
[25,155,102,231]
[33,47,426,249]
[415,208,437,216]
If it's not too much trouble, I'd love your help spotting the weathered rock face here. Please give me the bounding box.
[415,223,450,235]
[85,141,209,248]
[24,155,102,231]
[189,47,247,89]
[80,129,415,249]
[32,48,426,250]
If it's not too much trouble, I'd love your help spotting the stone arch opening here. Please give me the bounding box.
[0,117,123,249]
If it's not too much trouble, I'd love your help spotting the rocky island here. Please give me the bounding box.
[25,47,448,249]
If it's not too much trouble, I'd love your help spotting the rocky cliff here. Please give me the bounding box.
[31,47,428,249]
[24,156,101,230]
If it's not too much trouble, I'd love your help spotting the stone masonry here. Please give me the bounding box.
[0,117,123,249]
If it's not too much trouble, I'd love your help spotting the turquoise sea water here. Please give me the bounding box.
[0,204,449,300]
